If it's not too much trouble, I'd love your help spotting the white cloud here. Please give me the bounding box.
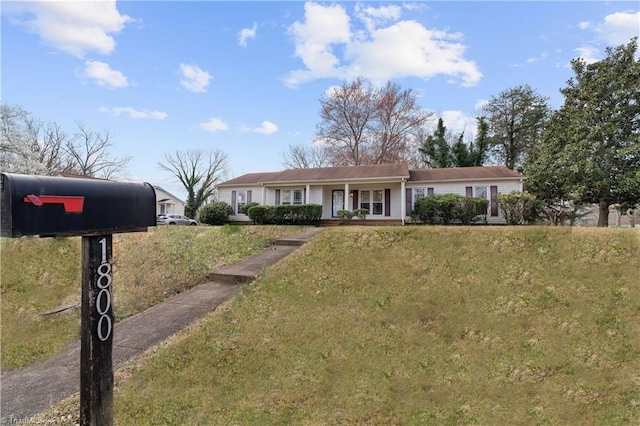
[239,22,258,47]
[99,107,167,120]
[433,110,477,140]
[578,21,591,30]
[285,2,481,87]
[596,11,640,46]
[355,4,402,32]
[574,46,600,64]
[82,61,128,88]
[286,2,352,85]
[3,1,131,57]
[180,64,212,93]
[253,121,278,135]
[525,51,549,64]
[199,118,229,132]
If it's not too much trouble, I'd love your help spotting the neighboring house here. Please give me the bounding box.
[154,186,186,216]
[217,164,525,225]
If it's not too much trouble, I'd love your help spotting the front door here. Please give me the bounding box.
[332,190,344,217]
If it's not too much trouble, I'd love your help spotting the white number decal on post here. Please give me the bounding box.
[97,238,112,341]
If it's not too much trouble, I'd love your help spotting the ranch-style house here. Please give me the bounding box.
[217,163,525,225]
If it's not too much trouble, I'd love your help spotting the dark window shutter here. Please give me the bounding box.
[247,190,252,203]
[231,190,237,214]
[490,185,499,217]
[385,188,391,217]
[303,188,307,204]
[352,190,358,210]
[465,186,473,197]
[428,187,434,196]
[275,189,280,205]
[405,188,412,215]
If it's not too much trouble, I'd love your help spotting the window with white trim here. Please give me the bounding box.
[359,189,383,215]
[236,190,247,213]
[413,187,425,208]
[281,189,303,205]
[475,186,488,200]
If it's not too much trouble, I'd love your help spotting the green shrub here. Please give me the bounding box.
[337,210,354,225]
[412,196,439,224]
[272,204,322,225]
[353,208,368,222]
[247,205,272,224]
[248,204,322,225]
[460,197,489,224]
[413,194,488,225]
[199,201,233,225]
[239,202,260,215]
[498,191,536,225]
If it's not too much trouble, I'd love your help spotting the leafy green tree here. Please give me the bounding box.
[483,84,550,170]
[527,38,640,226]
[451,116,490,167]
[422,116,489,168]
[420,118,452,167]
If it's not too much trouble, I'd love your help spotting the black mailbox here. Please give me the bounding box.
[1,173,156,237]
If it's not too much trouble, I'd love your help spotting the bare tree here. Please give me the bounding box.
[1,105,130,178]
[38,121,70,175]
[0,104,47,174]
[159,149,229,218]
[315,77,430,166]
[281,143,331,169]
[316,77,377,166]
[371,81,431,164]
[64,121,131,179]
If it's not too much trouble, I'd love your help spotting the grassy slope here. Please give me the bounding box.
[0,225,307,370]
[101,226,640,425]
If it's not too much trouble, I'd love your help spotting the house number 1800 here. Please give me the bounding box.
[96,238,113,341]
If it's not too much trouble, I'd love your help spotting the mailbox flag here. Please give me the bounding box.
[24,195,85,213]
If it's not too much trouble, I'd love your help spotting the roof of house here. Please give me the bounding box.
[219,164,524,187]
[409,166,524,182]
[153,186,185,204]
[220,163,411,186]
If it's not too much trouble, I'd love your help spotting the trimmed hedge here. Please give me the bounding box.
[412,194,488,225]
[199,201,234,225]
[239,202,260,215]
[247,204,322,225]
[498,191,536,225]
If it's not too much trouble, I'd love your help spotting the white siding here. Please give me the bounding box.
[321,184,403,220]
[154,187,185,216]
[220,178,523,224]
[218,185,262,222]
[406,179,522,224]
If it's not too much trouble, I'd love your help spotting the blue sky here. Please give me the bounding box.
[2,1,639,200]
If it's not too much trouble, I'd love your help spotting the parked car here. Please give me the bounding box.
[157,214,197,225]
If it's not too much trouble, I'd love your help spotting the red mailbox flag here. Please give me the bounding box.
[24,194,85,213]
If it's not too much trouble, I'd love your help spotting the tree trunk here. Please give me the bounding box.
[597,201,609,227]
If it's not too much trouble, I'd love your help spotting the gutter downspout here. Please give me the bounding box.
[401,178,406,225]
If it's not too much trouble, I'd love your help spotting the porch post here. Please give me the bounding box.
[306,184,310,203]
[344,183,350,211]
[401,179,406,225]
[261,185,266,205]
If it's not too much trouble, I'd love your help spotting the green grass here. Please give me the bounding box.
[24,226,640,424]
[0,225,307,370]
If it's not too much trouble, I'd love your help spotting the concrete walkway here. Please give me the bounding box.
[0,227,325,424]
